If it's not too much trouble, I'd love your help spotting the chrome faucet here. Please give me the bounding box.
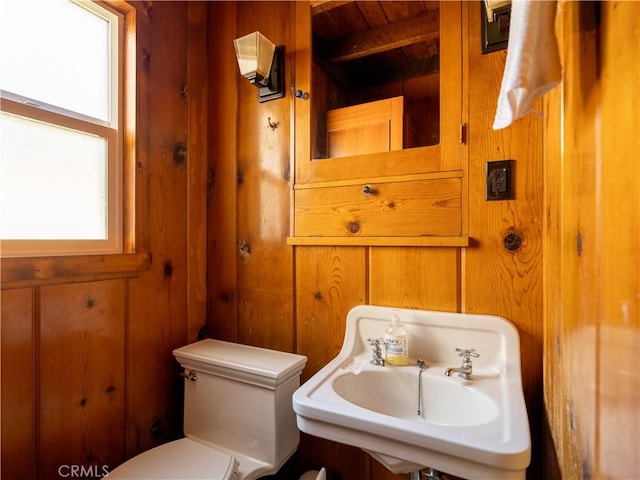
[444,348,479,380]
[367,338,386,366]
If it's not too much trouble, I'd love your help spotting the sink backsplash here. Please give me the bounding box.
[345,306,519,375]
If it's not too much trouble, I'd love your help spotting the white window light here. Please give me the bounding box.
[0,0,123,257]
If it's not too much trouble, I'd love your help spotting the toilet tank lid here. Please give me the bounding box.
[173,339,307,389]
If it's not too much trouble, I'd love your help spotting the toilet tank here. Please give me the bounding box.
[173,340,307,469]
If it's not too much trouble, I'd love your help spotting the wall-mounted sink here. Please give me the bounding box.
[292,305,531,480]
[333,368,499,426]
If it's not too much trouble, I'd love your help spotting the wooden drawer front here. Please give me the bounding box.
[294,178,462,237]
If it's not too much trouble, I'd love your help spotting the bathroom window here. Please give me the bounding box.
[0,0,126,257]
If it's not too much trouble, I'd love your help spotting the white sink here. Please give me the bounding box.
[333,369,499,426]
[292,305,531,480]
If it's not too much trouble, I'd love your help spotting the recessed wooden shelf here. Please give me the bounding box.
[286,236,469,247]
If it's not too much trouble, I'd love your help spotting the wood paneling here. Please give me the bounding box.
[126,0,190,458]
[39,281,126,478]
[597,2,639,476]
[369,247,459,312]
[207,0,239,343]
[295,246,367,380]
[544,2,640,478]
[186,1,209,341]
[465,2,544,477]
[1,288,35,480]
[233,1,296,353]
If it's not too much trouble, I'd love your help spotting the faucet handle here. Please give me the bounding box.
[367,338,386,366]
[455,347,479,359]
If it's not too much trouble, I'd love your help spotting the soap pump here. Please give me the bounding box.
[384,311,408,365]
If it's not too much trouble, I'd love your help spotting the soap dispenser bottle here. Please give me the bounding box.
[384,311,408,365]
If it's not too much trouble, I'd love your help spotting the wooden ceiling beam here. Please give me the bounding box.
[311,1,353,15]
[322,9,439,63]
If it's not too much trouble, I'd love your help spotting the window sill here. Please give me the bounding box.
[1,252,151,290]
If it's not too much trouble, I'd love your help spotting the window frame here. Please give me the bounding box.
[0,1,143,289]
[0,0,128,258]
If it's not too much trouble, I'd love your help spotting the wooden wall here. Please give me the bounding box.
[1,2,209,478]
[9,2,635,480]
[543,2,640,479]
[208,2,544,479]
[466,5,545,477]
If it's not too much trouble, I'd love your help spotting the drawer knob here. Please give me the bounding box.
[363,184,376,194]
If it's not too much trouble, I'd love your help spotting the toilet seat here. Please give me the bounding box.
[107,437,238,479]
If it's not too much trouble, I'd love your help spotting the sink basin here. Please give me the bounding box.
[292,305,531,480]
[333,369,498,426]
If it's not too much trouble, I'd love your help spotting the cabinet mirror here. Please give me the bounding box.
[312,0,440,159]
[295,1,462,184]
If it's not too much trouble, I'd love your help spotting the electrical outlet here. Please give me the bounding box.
[486,160,514,200]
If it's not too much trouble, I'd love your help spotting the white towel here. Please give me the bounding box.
[493,0,562,130]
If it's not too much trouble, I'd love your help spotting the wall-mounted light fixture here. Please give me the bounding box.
[233,31,284,103]
[481,0,511,54]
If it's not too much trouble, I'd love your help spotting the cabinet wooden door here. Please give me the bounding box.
[293,1,464,185]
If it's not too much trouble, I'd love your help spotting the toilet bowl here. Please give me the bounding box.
[106,438,237,479]
[108,339,307,480]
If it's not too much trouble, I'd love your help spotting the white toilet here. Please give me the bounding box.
[108,339,307,479]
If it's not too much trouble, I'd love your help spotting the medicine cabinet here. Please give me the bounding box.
[290,1,467,246]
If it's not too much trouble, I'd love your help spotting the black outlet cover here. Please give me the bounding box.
[486,160,514,200]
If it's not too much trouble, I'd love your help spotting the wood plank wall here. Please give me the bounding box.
[11,1,629,479]
[543,2,640,478]
[208,2,544,479]
[466,3,545,478]
[1,2,209,478]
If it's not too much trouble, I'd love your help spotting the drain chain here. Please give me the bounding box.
[416,359,428,416]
